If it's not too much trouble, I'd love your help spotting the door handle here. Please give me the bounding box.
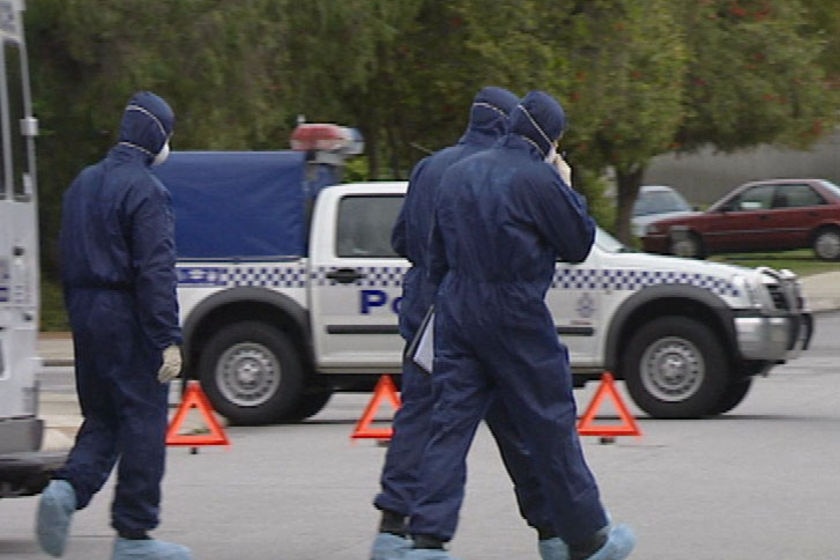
[326,268,364,284]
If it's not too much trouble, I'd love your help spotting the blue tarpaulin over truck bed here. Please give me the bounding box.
[153,151,338,259]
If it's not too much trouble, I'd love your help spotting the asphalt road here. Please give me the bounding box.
[3,313,839,560]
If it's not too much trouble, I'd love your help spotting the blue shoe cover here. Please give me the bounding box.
[36,479,76,557]
[584,524,635,560]
[539,537,570,560]
[111,537,193,560]
[370,532,413,560]
[403,548,459,560]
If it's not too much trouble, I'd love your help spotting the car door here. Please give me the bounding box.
[309,185,407,373]
[764,183,828,249]
[705,184,775,252]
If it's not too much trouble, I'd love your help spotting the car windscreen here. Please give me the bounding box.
[818,179,840,199]
[634,189,691,216]
[594,227,634,253]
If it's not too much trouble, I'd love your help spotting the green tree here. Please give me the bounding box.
[283,0,424,179]
[392,0,685,240]
[22,0,840,330]
[802,1,840,84]
[677,0,838,154]
[378,0,583,183]
[558,0,839,244]
[27,0,295,277]
[557,0,687,243]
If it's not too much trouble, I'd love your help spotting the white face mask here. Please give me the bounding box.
[152,141,170,166]
[544,144,557,164]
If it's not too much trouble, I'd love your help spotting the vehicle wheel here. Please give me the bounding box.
[198,321,304,426]
[623,316,728,418]
[279,389,333,422]
[670,231,704,259]
[813,228,840,260]
[711,377,753,415]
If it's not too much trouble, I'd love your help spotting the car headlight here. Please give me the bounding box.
[731,273,764,309]
[644,223,661,235]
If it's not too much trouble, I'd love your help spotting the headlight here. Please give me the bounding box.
[778,268,796,281]
[644,223,661,235]
[731,274,763,309]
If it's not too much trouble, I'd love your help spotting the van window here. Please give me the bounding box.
[0,40,32,201]
[336,195,403,258]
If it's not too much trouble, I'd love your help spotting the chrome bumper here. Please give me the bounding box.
[735,311,813,361]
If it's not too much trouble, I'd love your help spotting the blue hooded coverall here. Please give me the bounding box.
[55,91,180,536]
[377,87,554,536]
[408,91,609,544]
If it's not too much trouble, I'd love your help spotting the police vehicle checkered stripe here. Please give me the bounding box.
[311,266,406,287]
[178,264,406,288]
[229,266,308,287]
[553,268,739,297]
[553,268,600,290]
[178,263,739,297]
[178,263,308,288]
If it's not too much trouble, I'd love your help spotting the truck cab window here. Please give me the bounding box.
[336,195,402,257]
[0,41,32,201]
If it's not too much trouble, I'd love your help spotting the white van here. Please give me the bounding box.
[0,0,67,498]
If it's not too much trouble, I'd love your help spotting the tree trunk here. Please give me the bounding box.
[366,132,379,180]
[613,166,645,246]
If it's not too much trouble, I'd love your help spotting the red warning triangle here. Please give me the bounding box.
[351,375,402,440]
[166,380,231,447]
[577,372,642,437]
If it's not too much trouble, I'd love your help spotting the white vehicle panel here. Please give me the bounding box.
[309,183,407,371]
[176,261,310,321]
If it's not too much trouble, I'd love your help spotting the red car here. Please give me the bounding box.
[641,178,840,260]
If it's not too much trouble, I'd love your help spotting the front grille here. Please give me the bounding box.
[759,266,802,312]
[766,284,789,311]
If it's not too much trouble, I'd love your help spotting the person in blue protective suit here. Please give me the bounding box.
[371,86,569,560]
[404,91,636,560]
[35,91,191,560]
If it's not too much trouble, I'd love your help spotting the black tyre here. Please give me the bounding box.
[623,316,728,418]
[279,389,333,422]
[711,377,753,415]
[198,321,304,426]
[813,228,840,260]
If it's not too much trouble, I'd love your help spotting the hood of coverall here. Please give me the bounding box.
[117,91,175,163]
[462,86,520,139]
[508,90,566,158]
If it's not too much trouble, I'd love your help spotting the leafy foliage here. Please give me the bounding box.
[678,0,836,152]
[28,0,298,275]
[19,0,840,321]
[557,0,688,242]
